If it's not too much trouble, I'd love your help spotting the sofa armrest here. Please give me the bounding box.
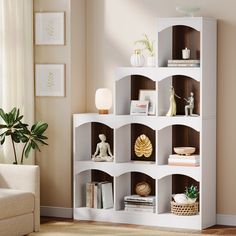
[0,164,40,231]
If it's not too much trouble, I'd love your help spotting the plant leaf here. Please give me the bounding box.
[24,143,32,158]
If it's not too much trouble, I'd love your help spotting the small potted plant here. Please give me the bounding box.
[185,185,199,203]
[135,34,156,67]
[0,107,48,164]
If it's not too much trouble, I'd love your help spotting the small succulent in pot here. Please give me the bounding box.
[185,185,199,203]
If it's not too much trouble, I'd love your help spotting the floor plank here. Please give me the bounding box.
[40,217,236,235]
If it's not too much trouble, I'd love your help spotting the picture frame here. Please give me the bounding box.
[35,12,65,45]
[139,89,156,115]
[35,64,65,97]
[130,100,149,116]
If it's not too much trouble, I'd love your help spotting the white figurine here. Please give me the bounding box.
[92,134,114,162]
[184,92,194,116]
[166,86,181,116]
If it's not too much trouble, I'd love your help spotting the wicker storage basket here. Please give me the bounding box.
[171,201,199,216]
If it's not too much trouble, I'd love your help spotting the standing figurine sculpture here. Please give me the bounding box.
[92,134,114,162]
[166,86,181,116]
[184,92,194,116]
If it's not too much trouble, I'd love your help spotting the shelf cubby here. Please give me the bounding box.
[158,125,199,165]
[157,174,199,214]
[115,123,156,163]
[74,122,113,162]
[158,24,200,67]
[158,76,200,116]
[74,170,114,209]
[115,172,156,212]
[115,75,156,115]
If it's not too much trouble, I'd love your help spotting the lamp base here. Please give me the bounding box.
[98,109,108,114]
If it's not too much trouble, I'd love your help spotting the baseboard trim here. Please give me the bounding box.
[217,214,236,226]
[40,206,73,218]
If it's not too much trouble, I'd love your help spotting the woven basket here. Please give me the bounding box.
[171,201,199,216]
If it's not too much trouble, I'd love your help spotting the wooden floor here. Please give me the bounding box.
[41,217,236,235]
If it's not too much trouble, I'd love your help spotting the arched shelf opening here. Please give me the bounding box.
[157,174,199,214]
[158,75,200,117]
[115,123,156,163]
[74,169,113,209]
[115,171,156,211]
[115,75,156,115]
[75,122,113,162]
[158,25,200,67]
[158,125,200,166]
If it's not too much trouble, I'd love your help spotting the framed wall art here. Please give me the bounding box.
[35,12,65,45]
[139,89,156,115]
[130,100,149,116]
[35,64,65,97]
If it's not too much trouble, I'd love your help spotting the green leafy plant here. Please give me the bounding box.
[0,107,48,164]
[185,185,199,199]
[135,34,155,56]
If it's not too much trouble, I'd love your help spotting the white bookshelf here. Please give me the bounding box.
[73,17,216,229]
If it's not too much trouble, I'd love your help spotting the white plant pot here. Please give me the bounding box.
[146,56,156,67]
[130,53,145,67]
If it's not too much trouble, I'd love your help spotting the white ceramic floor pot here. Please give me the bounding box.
[130,49,145,67]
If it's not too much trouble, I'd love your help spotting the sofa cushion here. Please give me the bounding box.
[0,188,34,220]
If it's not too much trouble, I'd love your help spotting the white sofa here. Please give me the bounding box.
[0,164,40,236]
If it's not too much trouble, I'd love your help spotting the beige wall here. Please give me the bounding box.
[34,0,86,208]
[86,0,236,214]
[34,0,236,215]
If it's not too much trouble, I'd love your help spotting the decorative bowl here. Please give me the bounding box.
[174,147,196,156]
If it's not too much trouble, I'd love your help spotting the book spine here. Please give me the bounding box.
[124,207,155,213]
[167,63,200,67]
[168,163,200,167]
[168,60,200,63]
[168,158,199,163]
[86,182,94,208]
[169,154,200,160]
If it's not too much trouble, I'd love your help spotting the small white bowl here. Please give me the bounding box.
[174,147,196,156]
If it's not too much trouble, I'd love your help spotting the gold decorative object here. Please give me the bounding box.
[135,181,151,197]
[134,134,153,158]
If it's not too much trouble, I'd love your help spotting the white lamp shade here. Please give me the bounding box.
[95,88,112,111]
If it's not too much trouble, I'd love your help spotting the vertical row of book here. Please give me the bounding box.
[86,182,113,209]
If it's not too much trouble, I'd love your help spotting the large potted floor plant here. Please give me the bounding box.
[0,107,48,164]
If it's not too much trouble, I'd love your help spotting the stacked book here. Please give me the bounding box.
[86,181,113,209]
[167,59,200,67]
[124,195,156,213]
[168,154,200,167]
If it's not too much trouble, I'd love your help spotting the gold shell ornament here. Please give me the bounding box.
[134,134,153,158]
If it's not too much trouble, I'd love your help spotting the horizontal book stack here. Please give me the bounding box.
[167,59,200,67]
[86,181,113,209]
[168,154,200,167]
[124,195,156,213]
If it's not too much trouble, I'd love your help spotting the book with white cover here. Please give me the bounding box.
[169,154,200,160]
[93,183,102,209]
[168,158,199,163]
[101,182,113,209]
[86,182,94,208]
[124,195,155,203]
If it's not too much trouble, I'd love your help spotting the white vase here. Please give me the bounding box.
[146,56,156,67]
[130,50,145,67]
